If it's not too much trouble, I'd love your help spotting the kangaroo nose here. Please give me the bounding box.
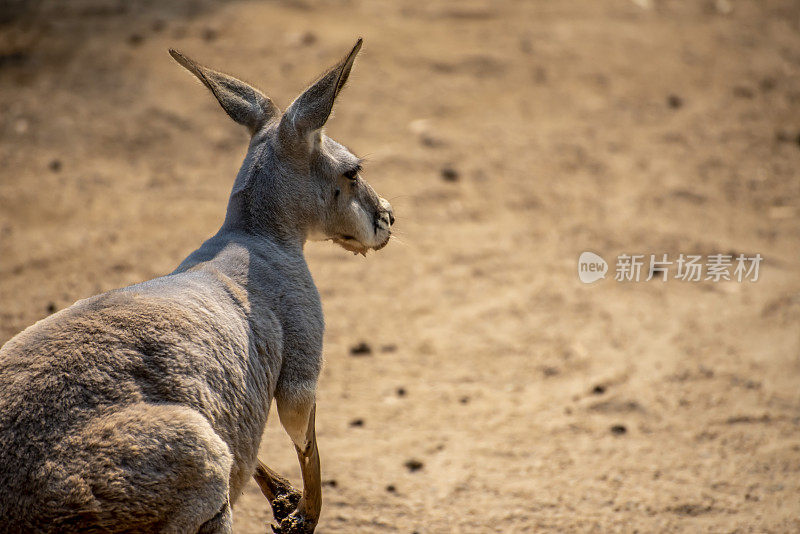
[379,198,394,226]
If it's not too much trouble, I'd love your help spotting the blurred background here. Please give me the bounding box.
[1,0,799,531]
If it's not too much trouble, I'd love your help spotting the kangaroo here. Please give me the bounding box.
[0,39,393,533]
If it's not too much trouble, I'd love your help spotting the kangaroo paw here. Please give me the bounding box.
[271,489,301,522]
[272,510,315,534]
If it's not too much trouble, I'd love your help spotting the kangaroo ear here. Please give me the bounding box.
[280,38,362,146]
[169,49,279,135]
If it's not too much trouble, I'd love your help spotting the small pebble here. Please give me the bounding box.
[610,424,627,435]
[459,396,470,404]
[127,33,144,46]
[349,418,364,427]
[396,387,406,397]
[667,94,683,109]
[385,484,396,493]
[48,159,62,172]
[404,459,424,472]
[349,342,372,356]
[775,129,794,143]
[420,134,444,148]
[322,479,337,488]
[533,66,547,84]
[440,167,459,182]
[541,366,559,377]
[201,27,218,41]
[46,302,57,314]
[300,31,317,46]
[592,384,606,395]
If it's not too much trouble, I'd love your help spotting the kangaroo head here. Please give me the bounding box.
[170,39,393,255]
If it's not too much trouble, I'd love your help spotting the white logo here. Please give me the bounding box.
[578,252,608,283]
[577,252,762,284]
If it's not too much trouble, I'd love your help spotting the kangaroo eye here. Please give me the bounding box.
[343,163,361,180]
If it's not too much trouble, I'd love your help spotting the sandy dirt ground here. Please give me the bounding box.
[1,0,799,532]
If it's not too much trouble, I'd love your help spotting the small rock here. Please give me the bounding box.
[349,418,364,427]
[541,366,559,377]
[440,167,459,182]
[201,27,218,41]
[404,459,424,472]
[759,77,776,92]
[409,119,445,148]
[396,387,406,397]
[0,51,27,68]
[46,302,57,314]
[127,33,144,46]
[322,479,337,488]
[420,134,445,147]
[48,159,62,172]
[592,384,606,395]
[385,484,396,493]
[300,31,317,46]
[459,396,470,404]
[667,94,683,109]
[349,342,372,356]
[610,424,627,435]
[533,66,547,84]
[780,131,800,148]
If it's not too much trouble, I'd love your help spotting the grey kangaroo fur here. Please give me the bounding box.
[0,38,394,533]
